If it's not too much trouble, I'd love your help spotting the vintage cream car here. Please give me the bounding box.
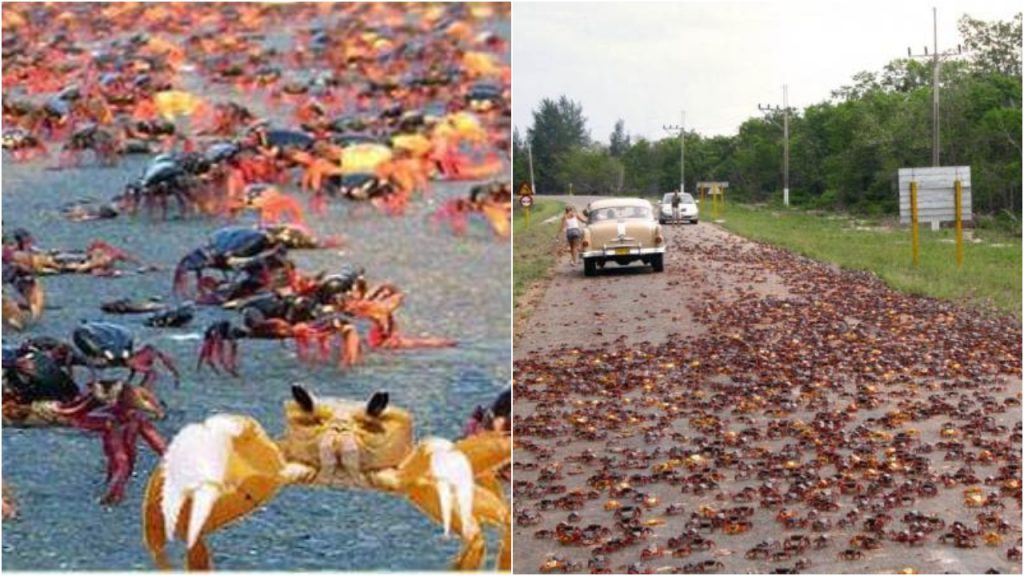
[581,198,665,276]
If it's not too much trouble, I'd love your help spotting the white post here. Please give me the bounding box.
[527,142,536,194]
[680,110,686,193]
[783,84,790,206]
[932,6,940,167]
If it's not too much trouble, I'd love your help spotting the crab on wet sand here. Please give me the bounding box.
[142,385,511,571]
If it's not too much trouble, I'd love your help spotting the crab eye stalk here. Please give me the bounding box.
[366,391,389,417]
[104,350,115,361]
[291,385,315,412]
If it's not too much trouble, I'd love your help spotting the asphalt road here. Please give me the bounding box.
[512,199,1022,574]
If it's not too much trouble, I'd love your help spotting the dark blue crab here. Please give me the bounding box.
[172,226,293,298]
[71,321,179,389]
[122,157,199,219]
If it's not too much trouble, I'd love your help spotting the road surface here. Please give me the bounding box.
[513,196,1022,574]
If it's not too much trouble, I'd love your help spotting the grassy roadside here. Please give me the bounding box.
[513,199,564,337]
[716,203,1022,316]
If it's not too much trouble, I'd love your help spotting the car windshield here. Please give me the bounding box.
[662,193,695,204]
[589,205,652,221]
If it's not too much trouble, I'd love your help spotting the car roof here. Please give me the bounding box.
[587,197,652,210]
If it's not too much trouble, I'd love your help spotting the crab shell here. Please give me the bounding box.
[72,321,134,366]
[276,392,414,487]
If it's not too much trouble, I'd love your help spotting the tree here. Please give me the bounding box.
[526,96,590,193]
[959,13,1023,77]
[518,14,1019,215]
[556,146,623,195]
[609,119,630,157]
[512,127,530,191]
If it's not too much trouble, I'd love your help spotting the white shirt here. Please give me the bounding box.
[566,216,580,230]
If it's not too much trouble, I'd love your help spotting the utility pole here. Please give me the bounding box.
[907,7,964,167]
[527,141,536,194]
[758,85,793,206]
[662,110,685,193]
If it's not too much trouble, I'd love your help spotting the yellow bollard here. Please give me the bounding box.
[954,180,963,268]
[910,181,920,267]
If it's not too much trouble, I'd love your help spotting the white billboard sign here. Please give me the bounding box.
[897,166,972,225]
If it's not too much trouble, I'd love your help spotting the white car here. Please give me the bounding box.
[659,192,699,224]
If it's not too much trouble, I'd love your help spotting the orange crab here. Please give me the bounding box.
[142,387,510,571]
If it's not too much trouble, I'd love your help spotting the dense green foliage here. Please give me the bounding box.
[514,14,1022,216]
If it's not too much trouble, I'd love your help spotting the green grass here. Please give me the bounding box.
[513,199,564,305]
[716,203,1022,317]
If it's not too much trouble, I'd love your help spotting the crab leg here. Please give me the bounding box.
[341,325,362,368]
[141,415,295,570]
[196,330,221,373]
[377,437,509,571]
[54,393,101,420]
[101,422,132,504]
[124,417,141,478]
[131,344,181,389]
[222,338,240,377]
[139,418,168,455]
[368,321,457,350]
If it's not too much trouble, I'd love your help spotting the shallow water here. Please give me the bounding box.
[1,154,510,570]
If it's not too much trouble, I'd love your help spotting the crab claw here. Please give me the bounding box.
[425,438,476,540]
[393,434,510,570]
[144,415,290,570]
[174,248,207,296]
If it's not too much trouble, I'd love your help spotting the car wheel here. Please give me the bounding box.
[651,254,664,273]
[584,259,597,277]
[692,219,699,225]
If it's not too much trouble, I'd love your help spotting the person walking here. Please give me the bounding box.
[560,205,587,266]
[671,190,681,222]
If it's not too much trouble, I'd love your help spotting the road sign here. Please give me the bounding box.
[519,195,533,207]
[901,167,970,268]
[697,181,729,195]
[519,183,533,196]
[897,167,972,225]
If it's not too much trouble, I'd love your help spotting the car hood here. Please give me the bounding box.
[587,219,658,247]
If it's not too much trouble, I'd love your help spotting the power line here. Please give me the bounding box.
[662,110,685,193]
[758,85,793,206]
[906,6,965,167]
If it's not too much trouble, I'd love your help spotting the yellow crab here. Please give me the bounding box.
[141,386,510,571]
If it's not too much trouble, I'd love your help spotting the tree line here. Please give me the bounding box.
[513,14,1021,217]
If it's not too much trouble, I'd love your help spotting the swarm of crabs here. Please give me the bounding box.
[3,2,512,237]
[2,2,511,571]
[514,231,1021,574]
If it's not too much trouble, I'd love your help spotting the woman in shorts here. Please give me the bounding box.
[559,205,587,266]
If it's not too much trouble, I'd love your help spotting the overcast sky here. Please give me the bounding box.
[513,0,1021,143]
